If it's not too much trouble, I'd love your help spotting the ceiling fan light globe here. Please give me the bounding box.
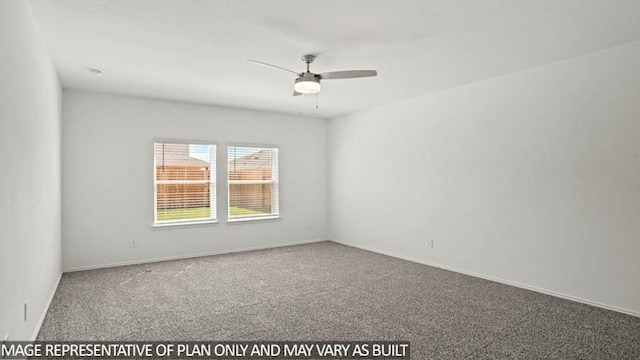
[294,74,321,94]
[294,80,321,94]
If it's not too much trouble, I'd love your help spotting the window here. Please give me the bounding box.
[154,141,216,225]
[228,145,279,221]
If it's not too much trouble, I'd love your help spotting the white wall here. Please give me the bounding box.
[0,1,62,340]
[329,41,640,315]
[62,90,327,270]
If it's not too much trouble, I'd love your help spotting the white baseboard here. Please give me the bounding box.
[330,238,640,318]
[31,272,62,341]
[63,238,328,273]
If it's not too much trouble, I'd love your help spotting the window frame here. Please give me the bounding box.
[152,139,218,228]
[226,143,280,223]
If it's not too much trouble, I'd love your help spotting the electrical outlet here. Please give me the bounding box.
[306,225,313,232]
[426,239,434,249]
[23,300,28,322]
[129,240,138,248]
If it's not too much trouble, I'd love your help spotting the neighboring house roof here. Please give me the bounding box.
[154,143,210,167]
[228,149,274,172]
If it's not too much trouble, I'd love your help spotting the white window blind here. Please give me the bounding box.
[228,145,279,220]
[154,142,216,225]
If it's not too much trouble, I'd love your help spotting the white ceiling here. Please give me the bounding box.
[30,0,640,118]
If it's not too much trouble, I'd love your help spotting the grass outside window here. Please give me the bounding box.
[156,206,267,221]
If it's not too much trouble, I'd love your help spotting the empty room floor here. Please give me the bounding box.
[38,242,640,359]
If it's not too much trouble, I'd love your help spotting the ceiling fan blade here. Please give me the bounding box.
[320,70,377,80]
[247,60,299,75]
[293,91,303,96]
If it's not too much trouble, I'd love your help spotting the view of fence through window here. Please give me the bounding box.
[228,145,279,220]
[154,142,216,224]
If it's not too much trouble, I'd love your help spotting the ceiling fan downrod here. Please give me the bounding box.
[302,54,315,73]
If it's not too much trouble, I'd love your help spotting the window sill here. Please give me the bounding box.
[227,215,280,224]
[152,219,218,229]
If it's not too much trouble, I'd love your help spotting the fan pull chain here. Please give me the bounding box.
[315,93,319,110]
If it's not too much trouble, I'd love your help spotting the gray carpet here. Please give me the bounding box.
[38,241,640,359]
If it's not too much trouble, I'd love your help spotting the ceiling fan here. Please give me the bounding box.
[247,54,377,96]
